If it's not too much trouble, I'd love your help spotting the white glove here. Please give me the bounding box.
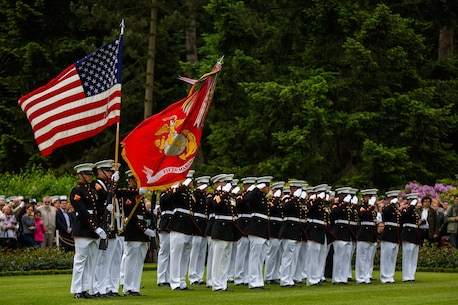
[351,195,358,205]
[139,187,147,195]
[325,194,330,201]
[247,185,256,192]
[183,178,193,187]
[368,196,376,206]
[95,227,107,239]
[256,183,266,190]
[318,192,325,199]
[106,204,113,212]
[144,228,155,237]
[343,194,352,203]
[300,191,307,199]
[293,189,302,197]
[232,186,241,195]
[112,171,120,182]
[274,190,282,198]
[171,183,179,189]
[410,199,417,206]
[222,183,232,193]
[390,197,398,204]
[198,184,208,191]
[216,185,222,191]
[309,194,316,200]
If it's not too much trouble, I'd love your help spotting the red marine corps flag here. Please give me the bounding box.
[121,58,223,189]
[18,24,124,157]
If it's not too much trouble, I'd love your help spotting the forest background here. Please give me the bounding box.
[1,0,458,194]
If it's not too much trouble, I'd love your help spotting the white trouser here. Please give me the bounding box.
[169,231,192,290]
[347,241,356,279]
[306,239,327,286]
[332,240,352,283]
[157,232,170,284]
[93,237,117,294]
[108,236,123,292]
[293,241,307,281]
[380,241,399,283]
[70,237,99,294]
[264,237,282,281]
[227,243,237,281]
[355,241,377,283]
[234,236,250,285]
[319,241,330,281]
[402,241,419,281]
[188,235,207,283]
[119,236,128,286]
[206,236,213,287]
[279,239,299,286]
[248,235,269,288]
[122,241,148,293]
[211,239,233,291]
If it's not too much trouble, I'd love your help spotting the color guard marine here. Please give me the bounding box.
[355,188,379,284]
[380,190,402,283]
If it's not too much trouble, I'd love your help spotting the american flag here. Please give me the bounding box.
[18,37,123,156]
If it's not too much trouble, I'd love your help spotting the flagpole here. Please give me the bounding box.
[113,19,125,172]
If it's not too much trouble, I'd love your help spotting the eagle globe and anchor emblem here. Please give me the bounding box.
[154,115,197,160]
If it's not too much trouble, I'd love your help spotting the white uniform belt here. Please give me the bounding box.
[215,215,235,221]
[403,223,417,228]
[161,210,173,216]
[252,213,268,220]
[269,216,283,222]
[419,225,429,230]
[87,210,94,214]
[308,218,325,225]
[283,217,300,222]
[334,219,357,226]
[360,221,375,226]
[174,208,191,215]
[137,215,144,220]
[238,213,252,218]
[385,221,399,227]
[193,212,206,218]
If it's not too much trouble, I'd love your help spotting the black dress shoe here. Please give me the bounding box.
[266,280,279,284]
[73,293,85,299]
[124,290,144,296]
[107,291,121,297]
[158,283,170,287]
[82,291,94,298]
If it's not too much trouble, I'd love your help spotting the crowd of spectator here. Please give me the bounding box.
[0,195,75,251]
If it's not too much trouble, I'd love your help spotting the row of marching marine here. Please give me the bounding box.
[70,160,154,299]
[156,173,423,292]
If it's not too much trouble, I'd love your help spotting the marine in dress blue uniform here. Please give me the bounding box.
[355,188,378,284]
[234,177,256,286]
[380,190,401,283]
[400,193,421,282]
[70,163,105,299]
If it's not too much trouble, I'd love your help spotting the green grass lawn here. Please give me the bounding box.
[1,268,457,305]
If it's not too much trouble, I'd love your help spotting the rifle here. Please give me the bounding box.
[99,180,117,250]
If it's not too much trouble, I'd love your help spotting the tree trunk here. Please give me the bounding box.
[185,0,205,164]
[438,25,454,60]
[185,0,198,64]
[144,0,158,119]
